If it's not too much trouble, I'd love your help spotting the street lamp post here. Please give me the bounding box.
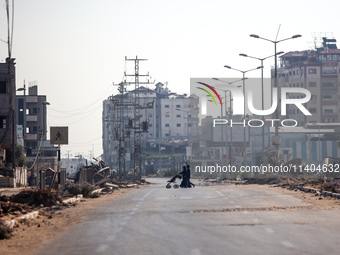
[249,33,301,159]
[207,96,225,166]
[158,111,169,173]
[42,101,50,167]
[239,52,284,151]
[310,122,322,164]
[224,66,263,166]
[213,78,244,166]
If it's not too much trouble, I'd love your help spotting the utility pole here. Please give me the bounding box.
[115,56,153,179]
[112,81,127,175]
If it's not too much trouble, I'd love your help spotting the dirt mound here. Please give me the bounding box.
[8,189,62,207]
[0,201,32,215]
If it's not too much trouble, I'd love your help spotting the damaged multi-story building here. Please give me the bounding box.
[102,82,198,174]
[276,35,340,125]
[0,58,16,167]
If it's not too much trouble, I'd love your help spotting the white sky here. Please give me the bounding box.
[1,0,339,159]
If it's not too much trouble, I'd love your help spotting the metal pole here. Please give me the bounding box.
[221,101,223,166]
[274,42,279,152]
[158,119,161,172]
[243,73,246,166]
[58,144,61,185]
[261,59,265,151]
[319,124,321,164]
[230,91,233,166]
[225,91,228,167]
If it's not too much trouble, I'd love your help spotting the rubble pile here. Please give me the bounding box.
[2,189,62,208]
[0,200,32,216]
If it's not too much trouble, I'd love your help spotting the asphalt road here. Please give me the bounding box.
[34,179,340,255]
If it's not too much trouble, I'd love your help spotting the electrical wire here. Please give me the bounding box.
[49,83,113,114]
[71,136,101,145]
[48,103,102,125]
[27,136,43,171]
[10,0,14,55]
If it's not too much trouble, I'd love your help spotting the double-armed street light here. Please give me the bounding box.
[223,65,263,166]
[212,78,244,166]
[239,52,284,151]
[249,33,301,155]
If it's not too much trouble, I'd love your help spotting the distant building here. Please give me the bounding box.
[275,36,340,125]
[102,82,198,171]
[61,155,87,175]
[0,59,16,154]
[16,85,56,174]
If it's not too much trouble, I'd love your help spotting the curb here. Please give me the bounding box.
[62,194,83,204]
[290,185,340,199]
[3,210,40,229]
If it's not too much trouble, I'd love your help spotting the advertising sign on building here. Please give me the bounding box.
[16,125,24,146]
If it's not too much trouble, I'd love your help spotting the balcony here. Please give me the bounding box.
[321,99,338,105]
[26,96,38,103]
[26,134,37,140]
[26,115,38,122]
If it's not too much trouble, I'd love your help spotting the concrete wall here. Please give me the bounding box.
[0,167,27,187]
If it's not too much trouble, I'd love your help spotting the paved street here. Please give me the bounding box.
[34,179,340,255]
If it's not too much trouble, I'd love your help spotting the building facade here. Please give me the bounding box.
[16,85,56,177]
[0,59,16,155]
[276,37,340,126]
[102,82,194,171]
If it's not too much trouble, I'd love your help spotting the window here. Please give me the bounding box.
[149,124,152,127]
[311,95,317,101]
[323,95,333,100]
[165,114,170,118]
[165,105,169,108]
[323,69,337,74]
[165,124,170,127]
[324,109,334,113]
[0,116,6,129]
[309,108,317,113]
[309,69,317,74]
[0,81,6,93]
[322,82,336,87]
[176,114,181,118]
[176,105,181,108]
[165,133,170,137]
[309,82,317,87]
[176,124,181,127]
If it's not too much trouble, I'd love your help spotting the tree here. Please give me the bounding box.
[5,145,26,169]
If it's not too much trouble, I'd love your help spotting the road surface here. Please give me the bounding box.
[34,179,340,255]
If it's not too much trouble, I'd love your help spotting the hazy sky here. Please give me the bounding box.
[1,0,339,159]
